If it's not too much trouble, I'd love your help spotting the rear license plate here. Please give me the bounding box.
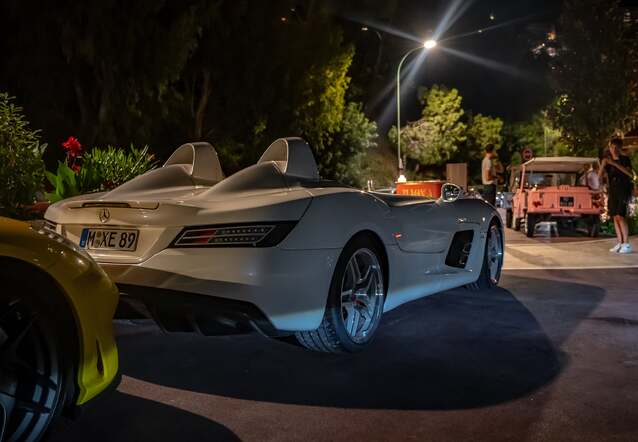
[79,228,139,251]
[560,196,574,207]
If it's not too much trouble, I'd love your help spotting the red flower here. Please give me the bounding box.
[62,136,83,158]
[71,163,81,173]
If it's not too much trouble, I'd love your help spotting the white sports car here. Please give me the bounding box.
[44,138,504,353]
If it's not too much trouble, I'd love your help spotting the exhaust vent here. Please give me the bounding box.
[445,230,474,269]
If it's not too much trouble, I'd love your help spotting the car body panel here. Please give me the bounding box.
[0,217,119,405]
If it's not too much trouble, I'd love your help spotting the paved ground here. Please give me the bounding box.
[503,226,638,270]
[49,265,638,442]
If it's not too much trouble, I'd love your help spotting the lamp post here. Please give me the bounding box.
[361,26,383,77]
[396,39,437,182]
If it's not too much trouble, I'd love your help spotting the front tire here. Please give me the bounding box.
[467,220,504,290]
[1,277,71,442]
[295,235,386,353]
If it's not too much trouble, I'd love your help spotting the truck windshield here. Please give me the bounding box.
[524,172,579,188]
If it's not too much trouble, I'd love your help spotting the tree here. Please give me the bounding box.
[323,102,378,186]
[545,0,638,155]
[467,114,503,153]
[388,85,466,169]
[502,112,569,165]
[457,113,503,184]
[174,0,358,176]
[0,0,206,148]
[295,45,355,157]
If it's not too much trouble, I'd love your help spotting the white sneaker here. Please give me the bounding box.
[609,243,622,253]
[618,243,634,254]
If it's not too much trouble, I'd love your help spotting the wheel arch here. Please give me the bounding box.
[490,213,503,230]
[0,256,81,408]
[345,229,389,295]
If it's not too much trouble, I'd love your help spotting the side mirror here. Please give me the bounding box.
[440,183,462,202]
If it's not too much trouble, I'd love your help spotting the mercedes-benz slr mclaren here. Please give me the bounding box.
[44,138,504,353]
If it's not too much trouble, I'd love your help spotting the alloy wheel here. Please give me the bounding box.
[339,249,384,344]
[0,296,63,442]
[486,225,504,284]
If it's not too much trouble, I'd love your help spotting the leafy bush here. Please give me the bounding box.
[0,93,46,217]
[79,145,157,191]
[45,162,80,203]
[46,139,157,202]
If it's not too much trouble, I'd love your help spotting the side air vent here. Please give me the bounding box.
[445,230,474,269]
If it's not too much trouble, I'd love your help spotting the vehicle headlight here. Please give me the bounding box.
[30,220,92,259]
[170,222,297,248]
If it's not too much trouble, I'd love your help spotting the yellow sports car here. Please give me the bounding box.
[0,217,118,441]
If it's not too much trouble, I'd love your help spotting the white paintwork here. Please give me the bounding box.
[258,138,319,180]
[45,137,502,332]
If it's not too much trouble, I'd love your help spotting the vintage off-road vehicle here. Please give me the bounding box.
[508,157,603,237]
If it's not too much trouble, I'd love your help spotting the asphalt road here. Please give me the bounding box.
[48,267,638,442]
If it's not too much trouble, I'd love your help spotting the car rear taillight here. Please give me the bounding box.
[170,222,297,248]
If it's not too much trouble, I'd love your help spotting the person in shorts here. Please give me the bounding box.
[600,138,634,254]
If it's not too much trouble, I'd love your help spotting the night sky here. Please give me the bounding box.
[345,0,562,128]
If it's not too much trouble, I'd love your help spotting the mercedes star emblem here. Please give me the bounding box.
[99,208,111,223]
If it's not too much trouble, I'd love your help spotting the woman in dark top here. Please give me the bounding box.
[600,138,634,253]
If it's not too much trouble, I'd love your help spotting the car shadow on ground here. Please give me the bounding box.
[47,391,241,442]
[115,274,604,411]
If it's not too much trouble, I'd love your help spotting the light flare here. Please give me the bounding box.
[439,46,537,81]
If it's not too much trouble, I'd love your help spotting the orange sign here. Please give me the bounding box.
[396,180,444,198]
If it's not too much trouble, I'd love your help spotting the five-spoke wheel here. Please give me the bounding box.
[339,249,385,344]
[467,219,504,290]
[296,235,386,353]
[1,286,68,442]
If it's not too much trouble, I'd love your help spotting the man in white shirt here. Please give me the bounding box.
[481,145,497,205]
[584,163,601,191]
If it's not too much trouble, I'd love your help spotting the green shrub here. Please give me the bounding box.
[79,145,157,191]
[45,162,81,203]
[0,93,46,217]
[46,143,157,202]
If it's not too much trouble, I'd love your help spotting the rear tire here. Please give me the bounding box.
[525,213,537,238]
[0,274,72,442]
[466,220,504,290]
[295,235,386,353]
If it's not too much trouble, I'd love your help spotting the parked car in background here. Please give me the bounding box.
[0,217,119,441]
[508,157,603,237]
[495,191,513,209]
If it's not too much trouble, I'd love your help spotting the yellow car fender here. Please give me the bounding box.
[0,217,119,405]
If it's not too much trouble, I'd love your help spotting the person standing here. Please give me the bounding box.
[481,145,497,206]
[600,138,634,254]
[580,162,601,191]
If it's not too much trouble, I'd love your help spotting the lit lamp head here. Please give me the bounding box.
[424,39,437,50]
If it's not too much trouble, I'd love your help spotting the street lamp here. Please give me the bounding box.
[396,39,437,182]
[361,26,384,78]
